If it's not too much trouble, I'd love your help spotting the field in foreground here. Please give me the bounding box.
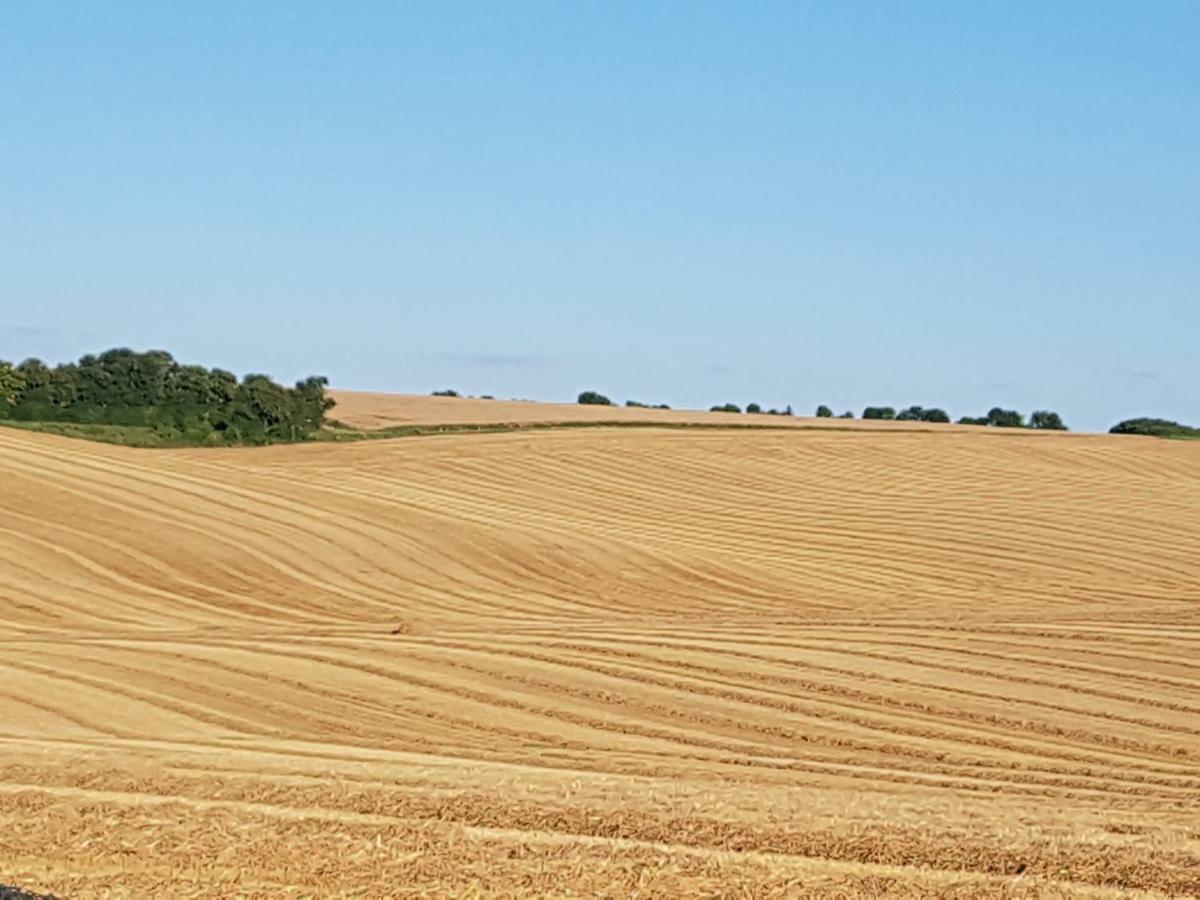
[0,418,1198,897]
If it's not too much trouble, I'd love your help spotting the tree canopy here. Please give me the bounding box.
[985,407,1025,428]
[956,408,1068,431]
[1030,410,1068,430]
[0,361,25,407]
[1109,418,1199,438]
[896,405,950,423]
[0,349,334,444]
[862,406,896,420]
[577,390,613,406]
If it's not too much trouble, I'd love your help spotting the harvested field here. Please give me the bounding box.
[326,390,975,432]
[0,412,1198,897]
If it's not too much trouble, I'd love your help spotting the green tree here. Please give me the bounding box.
[896,405,948,423]
[0,361,25,410]
[577,390,613,406]
[815,405,833,418]
[746,402,762,414]
[862,406,896,420]
[4,348,334,444]
[1110,418,1198,438]
[292,376,335,439]
[710,403,741,413]
[1030,410,1067,431]
[986,407,1025,428]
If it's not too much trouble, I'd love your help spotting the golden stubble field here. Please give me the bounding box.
[1,398,1198,897]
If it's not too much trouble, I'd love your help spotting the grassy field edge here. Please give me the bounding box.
[0,416,1015,448]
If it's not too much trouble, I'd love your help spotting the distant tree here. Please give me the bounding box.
[746,402,762,414]
[1030,410,1068,431]
[1110,418,1199,438]
[898,406,950,423]
[784,404,793,416]
[839,411,854,418]
[292,375,336,439]
[432,389,460,397]
[577,391,613,406]
[958,416,989,426]
[235,374,294,441]
[653,403,671,410]
[15,358,51,401]
[625,399,647,408]
[815,405,833,418]
[862,406,896,420]
[986,407,1025,428]
[3,349,333,444]
[710,403,741,413]
[0,361,25,410]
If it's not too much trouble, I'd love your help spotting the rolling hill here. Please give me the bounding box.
[326,390,971,431]
[0,402,1198,897]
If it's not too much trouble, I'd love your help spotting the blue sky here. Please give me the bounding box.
[2,2,1196,431]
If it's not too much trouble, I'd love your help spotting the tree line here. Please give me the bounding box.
[0,349,334,444]
[448,389,1200,439]
[576,392,1070,430]
[1109,418,1200,438]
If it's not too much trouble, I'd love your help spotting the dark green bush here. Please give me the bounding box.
[0,361,24,409]
[626,400,671,409]
[746,402,762,414]
[862,406,896,420]
[1109,418,1199,438]
[0,349,333,443]
[895,405,949,423]
[1030,410,1068,430]
[432,389,460,397]
[986,407,1025,428]
[577,391,613,406]
[815,405,833,418]
[710,403,741,413]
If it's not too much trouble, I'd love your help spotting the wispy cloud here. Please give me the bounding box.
[1115,366,1161,384]
[2,324,94,341]
[430,351,553,370]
